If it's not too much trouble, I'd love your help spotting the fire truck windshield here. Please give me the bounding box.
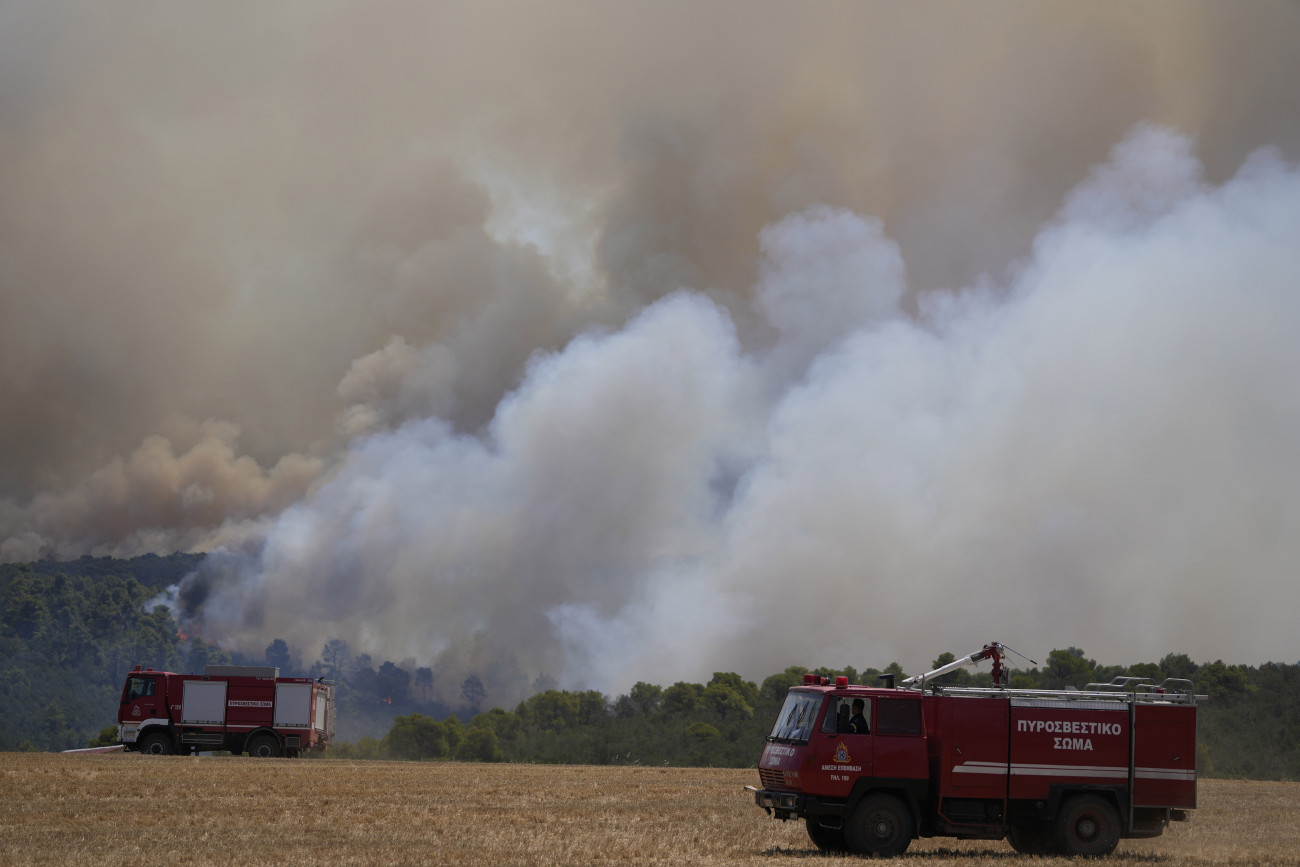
[125,677,155,701]
[768,691,823,743]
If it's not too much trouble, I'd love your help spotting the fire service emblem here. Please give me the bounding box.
[833,742,851,763]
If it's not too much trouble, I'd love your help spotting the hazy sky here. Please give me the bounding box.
[3,2,1299,704]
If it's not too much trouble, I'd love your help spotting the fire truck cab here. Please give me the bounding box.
[751,643,1199,857]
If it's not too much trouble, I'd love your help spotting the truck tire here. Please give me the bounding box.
[1053,794,1120,857]
[1007,819,1055,855]
[845,793,913,858]
[806,818,849,852]
[247,734,283,758]
[137,731,174,755]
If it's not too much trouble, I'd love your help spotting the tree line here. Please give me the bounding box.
[335,649,1293,778]
[0,555,1295,779]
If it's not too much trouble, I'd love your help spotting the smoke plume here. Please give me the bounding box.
[3,3,1299,703]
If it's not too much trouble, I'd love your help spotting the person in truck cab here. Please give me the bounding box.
[849,699,868,734]
[126,677,154,701]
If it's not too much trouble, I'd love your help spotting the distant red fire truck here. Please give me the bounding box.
[751,643,1200,857]
[117,665,335,757]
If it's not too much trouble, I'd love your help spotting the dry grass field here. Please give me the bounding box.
[1,753,1297,866]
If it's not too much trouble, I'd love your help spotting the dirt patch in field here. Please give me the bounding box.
[0,754,1295,865]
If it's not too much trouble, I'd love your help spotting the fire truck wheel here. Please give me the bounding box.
[137,732,174,756]
[805,818,849,852]
[1054,794,1120,857]
[247,734,283,758]
[1006,820,1054,855]
[845,794,913,858]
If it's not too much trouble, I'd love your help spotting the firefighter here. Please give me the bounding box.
[849,699,868,734]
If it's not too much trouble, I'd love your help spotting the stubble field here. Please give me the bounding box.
[0,753,1297,866]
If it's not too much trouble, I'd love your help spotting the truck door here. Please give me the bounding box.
[812,695,873,798]
[936,695,1009,806]
[873,696,929,782]
[1133,704,1197,809]
[121,675,162,722]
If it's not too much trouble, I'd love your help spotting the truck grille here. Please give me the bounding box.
[759,768,793,790]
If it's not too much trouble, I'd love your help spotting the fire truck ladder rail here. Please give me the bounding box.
[1083,677,1203,703]
[927,685,1202,706]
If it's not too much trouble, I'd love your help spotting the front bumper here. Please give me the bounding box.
[748,786,806,820]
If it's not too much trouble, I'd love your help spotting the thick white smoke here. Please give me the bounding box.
[174,127,1300,703]
[4,5,1300,704]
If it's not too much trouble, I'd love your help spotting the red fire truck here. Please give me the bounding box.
[751,643,1199,857]
[117,664,335,757]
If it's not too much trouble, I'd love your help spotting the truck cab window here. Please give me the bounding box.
[125,678,154,701]
[821,696,870,734]
[875,698,922,735]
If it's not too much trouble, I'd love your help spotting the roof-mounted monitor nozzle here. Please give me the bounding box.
[900,642,1038,689]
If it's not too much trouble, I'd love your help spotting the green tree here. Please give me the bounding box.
[442,715,464,753]
[708,672,758,706]
[519,690,581,730]
[1159,653,1199,681]
[662,682,705,715]
[576,690,608,725]
[759,667,807,704]
[686,722,719,741]
[382,713,448,760]
[88,725,118,748]
[626,682,662,715]
[1197,661,1251,705]
[471,708,524,745]
[458,726,502,762]
[1041,648,1096,689]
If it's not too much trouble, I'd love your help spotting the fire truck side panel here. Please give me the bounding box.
[274,682,313,728]
[223,679,276,728]
[935,696,1008,802]
[1133,703,1197,809]
[181,680,227,725]
[1007,701,1130,801]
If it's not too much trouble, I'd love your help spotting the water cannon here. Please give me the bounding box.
[900,641,1037,689]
